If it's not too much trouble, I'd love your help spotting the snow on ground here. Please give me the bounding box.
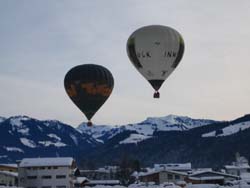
[95,138,104,143]
[10,116,30,126]
[1,185,247,188]
[10,117,30,135]
[84,184,250,188]
[202,121,250,137]
[85,186,126,188]
[129,183,181,188]
[4,147,24,153]
[47,133,61,141]
[202,131,217,137]
[20,138,36,148]
[125,124,155,136]
[17,127,29,135]
[119,134,152,144]
[78,123,115,138]
[10,118,23,127]
[38,141,67,147]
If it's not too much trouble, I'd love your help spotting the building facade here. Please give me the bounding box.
[187,170,239,185]
[139,170,187,185]
[18,157,76,188]
[224,153,250,179]
[79,166,119,180]
[0,171,18,186]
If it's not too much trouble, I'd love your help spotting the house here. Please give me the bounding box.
[79,166,118,180]
[73,177,89,188]
[224,154,250,177]
[138,169,187,185]
[187,170,240,185]
[0,164,18,172]
[0,163,18,186]
[0,170,18,186]
[73,177,120,187]
[18,157,76,188]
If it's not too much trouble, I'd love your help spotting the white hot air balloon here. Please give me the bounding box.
[127,25,185,98]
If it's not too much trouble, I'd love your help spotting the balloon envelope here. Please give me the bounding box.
[127,25,184,97]
[64,64,114,122]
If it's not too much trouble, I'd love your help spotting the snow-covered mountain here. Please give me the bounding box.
[1,114,250,167]
[77,115,217,144]
[82,114,250,168]
[0,115,99,162]
[202,121,250,137]
[77,123,118,143]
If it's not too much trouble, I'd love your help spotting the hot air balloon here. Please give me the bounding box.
[127,25,184,98]
[64,64,114,126]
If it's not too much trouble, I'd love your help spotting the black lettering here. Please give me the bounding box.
[137,51,152,58]
[142,51,145,58]
[162,70,168,76]
[146,52,151,57]
[164,51,177,58]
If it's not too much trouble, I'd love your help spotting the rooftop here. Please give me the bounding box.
[19,157,74,167]
[154,163,192,171]
[0,163,18,168]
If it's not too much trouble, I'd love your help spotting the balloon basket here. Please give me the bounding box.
[87,121,93,127]
[154,92,160,98]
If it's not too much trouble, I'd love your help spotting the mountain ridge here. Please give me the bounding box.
[77,114,218,143]
[1,114,250,168]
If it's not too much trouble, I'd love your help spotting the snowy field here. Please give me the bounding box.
[83,183,250,188]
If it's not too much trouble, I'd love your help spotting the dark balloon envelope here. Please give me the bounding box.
[64,64,114,126]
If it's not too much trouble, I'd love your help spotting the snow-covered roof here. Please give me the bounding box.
[240,172,250,180]
[0,163,18,168]
[73,177,89,184]
[189,176,224,181]
[19,157,74,167]
[139,169,187,177]
[225,165,250,169]
[154,163,191,171]
[190,170,239,179]
[192,168,212,171]
[86,180,120,185]
[80,169,110,173]
[185,183,223,188]
[0,170,18,177]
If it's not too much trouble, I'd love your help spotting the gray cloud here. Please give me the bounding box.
[0,0,250,126]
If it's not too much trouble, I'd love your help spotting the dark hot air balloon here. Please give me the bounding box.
[64,64,114,126]
[127,25,184,98]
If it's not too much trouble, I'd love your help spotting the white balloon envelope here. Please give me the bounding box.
[127,25,185,98]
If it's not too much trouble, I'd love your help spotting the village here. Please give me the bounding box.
[0,154,250,188]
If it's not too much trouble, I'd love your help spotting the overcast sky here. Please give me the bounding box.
[0,0,250,127]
